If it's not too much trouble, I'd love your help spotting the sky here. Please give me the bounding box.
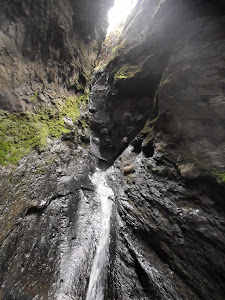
[107,0,137,34]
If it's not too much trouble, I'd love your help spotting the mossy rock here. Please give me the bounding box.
[0,94,89,166]
[211,169,225,184]
[113,63,142,83]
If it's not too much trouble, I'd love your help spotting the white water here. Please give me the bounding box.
[86,169,114,300]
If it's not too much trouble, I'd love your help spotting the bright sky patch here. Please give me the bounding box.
[107,0,137,34]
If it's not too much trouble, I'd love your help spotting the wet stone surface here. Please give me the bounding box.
[1,0,225,299]
[0,140,101,299]
[105,146,225,300]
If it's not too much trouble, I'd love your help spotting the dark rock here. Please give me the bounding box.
[0,0,113,112]
[90,0,225,299]
[1,0,225,299]
[107,147,225,300]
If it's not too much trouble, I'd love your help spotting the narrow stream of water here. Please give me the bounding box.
[86,169,114,300]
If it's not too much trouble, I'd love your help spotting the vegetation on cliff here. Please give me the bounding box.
[0,94,89,165]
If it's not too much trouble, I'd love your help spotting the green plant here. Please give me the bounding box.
[211,170,225,184]
[30,91,38,102]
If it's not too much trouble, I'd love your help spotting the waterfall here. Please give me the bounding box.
[86,169,114,300]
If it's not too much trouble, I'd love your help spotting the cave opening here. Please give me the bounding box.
[107,0,137,34]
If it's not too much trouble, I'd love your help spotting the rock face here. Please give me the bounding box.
[0,143,96,299]
[0,0,114,299]
[106,146,225,300]
[0,0,112,112]
[90,0,225,177]
[89,0,225,299]
[1,0,225,299]
[0,0,113,166]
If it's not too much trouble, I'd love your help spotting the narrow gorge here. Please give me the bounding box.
[0,0,225,299]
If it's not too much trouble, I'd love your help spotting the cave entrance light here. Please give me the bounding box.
[107,0,137,34]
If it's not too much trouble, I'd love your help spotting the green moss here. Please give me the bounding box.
[0,141,10,164]
[216,173,225,183]
[30,91,38,102]
[113,55,155,84]
[74,72,92,92]
[81,72,91,84]
[112,46,118,53]
[0,94,89,166]
[211,169,225,184]
[114,64,142,83]
[142,117,159,134]
[139,117,158,149]
[75,82,85,91]
[114,75,128,80]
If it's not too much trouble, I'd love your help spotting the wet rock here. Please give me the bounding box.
[0,140,100,299]
[91,1,225,299]
[90,69,153,163]
[1,0,225,299]
[108,147,225,300]
[91,0,225,180]
[57,175,75,196]
[178,163,200,179]
[142,136,154,158]
[123,164,135,175]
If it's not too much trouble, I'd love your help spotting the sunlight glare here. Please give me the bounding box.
[107,0,137,34]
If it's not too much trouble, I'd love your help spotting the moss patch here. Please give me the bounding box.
[142,117,159,134]
[114,63,142,83]
[0,94,89,165]
[211,169,225,184]
[113,55,156,84]
[30,91,38,102]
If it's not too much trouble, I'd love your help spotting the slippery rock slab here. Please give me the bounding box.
[107,146,225,300]
[0,140,99,299]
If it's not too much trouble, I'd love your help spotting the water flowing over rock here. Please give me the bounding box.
[0,0,225,299]
[86,170,114,300]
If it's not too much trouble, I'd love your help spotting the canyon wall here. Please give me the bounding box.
[0,0,225,299]
[91,0,225,299]
[0,0,113,299]
[0,0,113,112]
